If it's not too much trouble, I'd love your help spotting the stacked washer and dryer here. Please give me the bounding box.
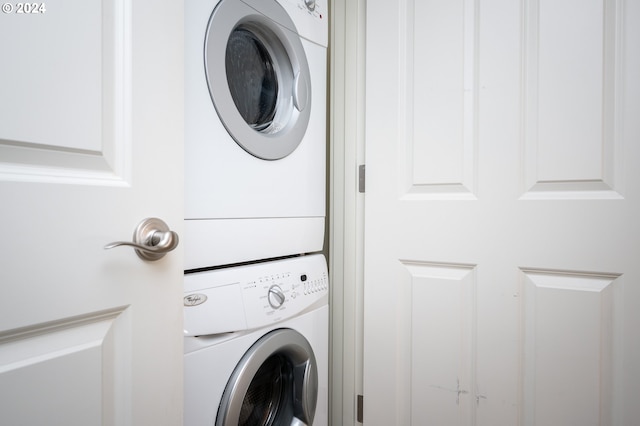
[183,0,328,425]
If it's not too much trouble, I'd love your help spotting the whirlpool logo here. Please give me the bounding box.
[184,293,208,307]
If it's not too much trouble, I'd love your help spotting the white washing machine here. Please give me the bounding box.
[184,0,328,270]
[183,254,329,426]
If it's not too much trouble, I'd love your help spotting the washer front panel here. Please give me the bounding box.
[183,304,330,426]
[205,0,311,160]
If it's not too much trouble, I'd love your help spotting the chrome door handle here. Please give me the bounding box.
[105,217,179,261]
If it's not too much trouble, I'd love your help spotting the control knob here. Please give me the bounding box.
[304,0,316,12]
[268,285,286,309]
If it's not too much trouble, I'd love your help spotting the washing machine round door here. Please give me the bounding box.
[205,0,312,160]
[216,329,318,426]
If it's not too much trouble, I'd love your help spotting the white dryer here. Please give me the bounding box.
[183,254,329,426]
[185,0,328,270]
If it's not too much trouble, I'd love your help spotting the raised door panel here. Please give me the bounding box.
[401,0,477,199]
[404,262,476,426]
[0,309,131,424]
[522,0,623,199]
[0,0,130,185]
[520,270,621,426]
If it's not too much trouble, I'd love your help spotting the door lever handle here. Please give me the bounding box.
[105,217,179,261]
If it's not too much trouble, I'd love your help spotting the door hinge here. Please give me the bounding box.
[358,164,365,193]
[357,394,363,423]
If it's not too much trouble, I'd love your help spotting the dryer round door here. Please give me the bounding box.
[216,329,318,426]
[205,0,312,160]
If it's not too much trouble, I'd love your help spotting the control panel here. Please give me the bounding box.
[277,0,328,47]
[240,263,328,329]
[183,254,328,336]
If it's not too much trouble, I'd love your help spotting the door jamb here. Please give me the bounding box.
[329,0,366,424]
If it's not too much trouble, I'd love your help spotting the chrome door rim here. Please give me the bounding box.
[204,0,311,160]
[216,328,318,426]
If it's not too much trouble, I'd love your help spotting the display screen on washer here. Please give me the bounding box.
[206,0,312,160]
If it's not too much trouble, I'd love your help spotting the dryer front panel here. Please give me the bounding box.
[184,0,327,267]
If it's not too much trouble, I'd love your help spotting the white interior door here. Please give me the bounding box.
[0,1,183,424]
[364,0,640,425]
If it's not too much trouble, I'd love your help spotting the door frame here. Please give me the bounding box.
[328,0,365,424]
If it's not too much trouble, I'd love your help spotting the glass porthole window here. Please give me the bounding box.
[225,27,279,132]
[205,0,311,160]
[238,355,289,425]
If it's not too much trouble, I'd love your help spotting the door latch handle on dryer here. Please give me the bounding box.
[105,217,179,261]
